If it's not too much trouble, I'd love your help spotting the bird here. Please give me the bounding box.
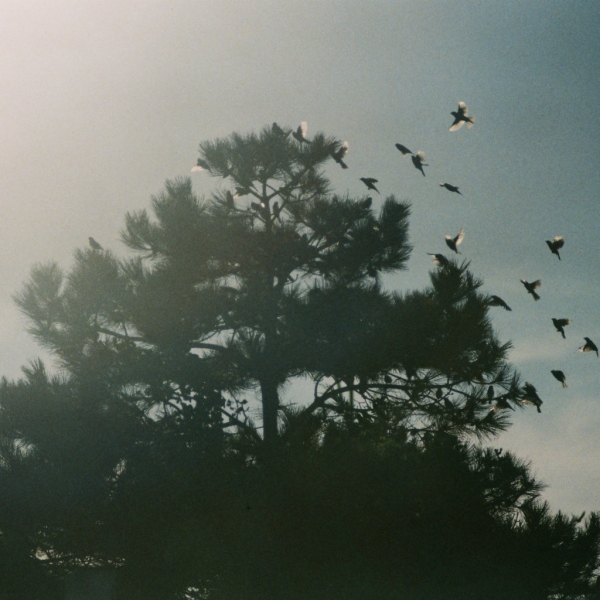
[384,374,392,384]
[411,151,427,176]
[427,253,450,267]
[292,121,311,144]
[395,143,413,155]
[360,178,380,194]
[235,186,252,197]
[551,370,567,388]
[490,397,514,412]
[520,279,541,301]
[88,237,103,251]
[488,295,512,311]
[225,191,235,209]
[272,122,289,137]
[359,197,372,209]
[521,382,542,413]
[331,141,349,169]
[445,229,465,254]
[272,201,281,220]
[579,337,599,357]
[552,318,572,339]
[449,101,475,131]
[487,385,495,403]
[191,157,210,173]
[546,236,564,260]
[439,183,462,195]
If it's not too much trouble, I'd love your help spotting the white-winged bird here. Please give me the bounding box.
[292,121,311,144]
[331,141,349,169]
[488,295,512,311]
[579,337,599,357]
[360,178,380,194]
[427,253,450,267]
[521,382,542,413]
[552,318,572,339]
[411,151,427,176]
[439,183,462,195]
[445,229,464,254]
[546,236,564,260]
[449,101,475,131]
[395,143,413,155]
[551,370,567,388]
[88,237,103,251]
[520,279,541,301]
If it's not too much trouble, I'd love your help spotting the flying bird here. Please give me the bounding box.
[551,370,567,388]
[449,101,475,131]
[427,253,450,267]
[395,143,413,155]
[88,237,103,251]
[546,236,564,260]
[331,141,349,169]
[360,178,380,194]
[521,382,542,413]
[488,295,512,311]
[520,279,541,301]
[292,121,311,144]
[579,337,599,357]
[445,229,465,254]
[439,183,462,195]
[272,122,289,137]
[552,318,572,339]
[191,158,210,173]
[411,151,427,176]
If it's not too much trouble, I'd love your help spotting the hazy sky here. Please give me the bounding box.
[1,1,600,513]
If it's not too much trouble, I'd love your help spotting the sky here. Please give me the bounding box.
[1,0,600,514]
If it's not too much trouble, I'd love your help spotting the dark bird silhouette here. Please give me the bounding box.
[235,186,253,197]
[225,191,235,209]
[88,237,103,251]
[520,279,541,301]
[579,337,599,357]
[191,157,210,173]
[384,374,392,384]
[427,253,450,267]
[488,295,512,311]
[272,201,281,220]
[439,183,462,195]
[331,141,349,169]
[360,178,380,194]
[546,236,564,260]
[292,121,311,144]
[487,385,495,403]
[552,318,572,339]
[445,229,464,254]
[490,397,514,412]
[272,122,289,137]
[411,151,427,176]
[551,370,567,388]
[521,382,542,413]
[359,197,372,209]
[395,143,413,155]
[449,101,475,131]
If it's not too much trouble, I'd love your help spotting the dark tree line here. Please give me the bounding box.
[0,125,598,599]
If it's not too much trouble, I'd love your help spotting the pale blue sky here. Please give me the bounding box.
[1,1,599,513]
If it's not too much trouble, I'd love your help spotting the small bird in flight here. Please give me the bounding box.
[488,295,512,311]
[439,183,462,195]
[521,382,542,413]
[445,229,464,254]
[292,121,311,144]
[520,279,541,301]
[449,101,475,131]
[546,236,565,260]
[360,178,380,194]
[552,318,572,339]
[411,151,427,176]
[89,237,103,251]
[395,143,413,156]
[331,141,349,169]
[579,337,599,357]
[427,253,450,267]
[551,370,567,388]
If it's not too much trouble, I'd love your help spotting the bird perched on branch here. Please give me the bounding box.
[439,183,462,195]
[331,141,349,169]
[225,191,235,209]
[520,279,541,301]
[552,318,572,339]
[411,151,427,176]
[272,122,289,137]
[88,237,103,251]
[579,337,599,357]
[449,101,475,131]
[360,178,380,194]
[427,253,450,267]
[546,236,565,260]
[521,382,542,413]
[488,295,512,311]
[292,121,311,144]
[551,370,567,388]
[359,197,372,209]
[445,229,464,254]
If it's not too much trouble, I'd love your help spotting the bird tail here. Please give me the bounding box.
[533,292,540,301]
[561,331,566,339]
[562,381,568,388]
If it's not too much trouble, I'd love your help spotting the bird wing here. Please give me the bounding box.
[553,236,565,248]
[449,120,465,132]
[298,121,308,138]
[531,279,542,290]
[454,229,465,245]
[416,151,426,163]
[557,318,572,327]
[458,101,468,116]
[395,143,412,155]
